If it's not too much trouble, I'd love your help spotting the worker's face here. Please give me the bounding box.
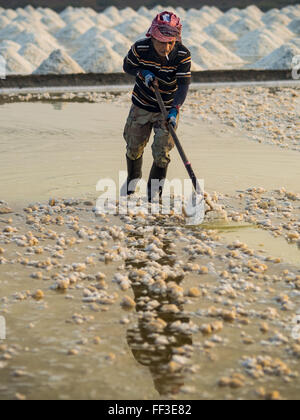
[152,38,176,58]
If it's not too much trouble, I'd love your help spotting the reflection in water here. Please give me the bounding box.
[51,102,68,111]
[126,235,193,397]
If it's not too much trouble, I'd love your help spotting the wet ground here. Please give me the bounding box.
[0,85,299,400]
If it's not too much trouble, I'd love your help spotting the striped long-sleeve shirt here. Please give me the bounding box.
[123,38,191,113]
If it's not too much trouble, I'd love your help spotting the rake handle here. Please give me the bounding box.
[153,83,202,195]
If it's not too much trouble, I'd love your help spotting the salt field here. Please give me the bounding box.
[0,4,300,75]
[0,81,300,400]
[0,0,300,402]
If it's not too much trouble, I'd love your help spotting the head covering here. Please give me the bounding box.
[146,11,182,43]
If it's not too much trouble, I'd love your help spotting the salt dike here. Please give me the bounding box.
[0,4,300,75]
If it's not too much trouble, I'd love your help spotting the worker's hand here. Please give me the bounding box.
[141,70,156,88]
[167,107,178,128]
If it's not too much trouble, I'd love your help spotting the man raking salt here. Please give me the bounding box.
[122,11,215,221]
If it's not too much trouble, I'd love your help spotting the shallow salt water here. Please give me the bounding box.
[0,99,299,208]
[0,98,300,400]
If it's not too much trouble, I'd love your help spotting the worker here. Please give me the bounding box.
[123,11,191,202]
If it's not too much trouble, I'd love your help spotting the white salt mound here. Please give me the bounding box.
[244,5,264,20]
[266,23,294,41]
[236,28,283,59]
[72,34,113,62]
[216,13,240,28]
[137,6,153,19]
[226,8,244,18]
[263,13,291,26]
[0,5,299,74]
[0,22,26,41]
[34,49,85,74]
[186,9,217,26]
[189,44,224,69]
[75,27,106,47]
[202,5,223,19]
[182,21,209,38]
[19,43,48,67]
[41,14,66,33]
[2,9,17,20]
[56,18,93,43]
[103,6,125,25]
[229,17,262,36]
[262,9,281,24]
[93,13,115,28]
[111,38,132,57]
[100,29,131,45]
[0,15,10,29]
[202,39,244,66]
[0,40,21,51]
[184,34,210,47]
[60,8,86,24]
[191,61,203,71]
[0,48,34,74]
[204,23,239,43]
[115,15,151,42]
[14,29,59,54]
[290,38,300,48]
[288,19,300,35]
[73,44,123,73]
[252,43,300,70]
[119,7,138,20]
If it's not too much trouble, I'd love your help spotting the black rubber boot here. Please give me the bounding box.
[147,162,169,203]
[126,155,143,196]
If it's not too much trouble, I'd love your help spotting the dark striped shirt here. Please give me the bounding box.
[123,38,191,113]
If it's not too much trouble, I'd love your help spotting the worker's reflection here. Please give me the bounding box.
[126,255,193,397]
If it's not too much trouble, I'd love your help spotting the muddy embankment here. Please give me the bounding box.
[0,70,296,90]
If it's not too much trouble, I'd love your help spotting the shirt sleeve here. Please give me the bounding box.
[123,44,141,76]
[172,84,190,109]
[176,53,192,85]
